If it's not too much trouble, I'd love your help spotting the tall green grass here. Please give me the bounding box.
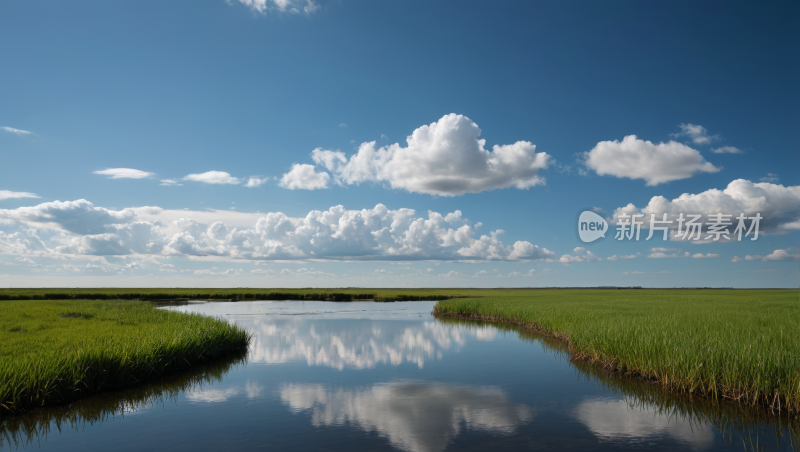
[1,352,246,449]
[0,300,250,416]
[434,289,800,414]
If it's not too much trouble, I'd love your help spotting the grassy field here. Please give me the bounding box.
[0,299,250,416]
[433,289,800,415]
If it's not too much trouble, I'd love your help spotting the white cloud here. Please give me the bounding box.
[279,164,330,190]
[584,135,719,185]
[0,190,40,201]
[711,146,744,154]
[606,254,637,261]
[1,126,33,136]
[0,200,555,262]
[759,173,779,182]
[557,249,601,263]
[236,0,319,14]
[734,249,800,262]
[612,179,800,234]
[183,171,241,185]
[691,253,719,258]
[160,179,183,186]
[286,114,551,196]
[671,123,719,145]
[245,176,268,188]
[648,250,690,258]
[93,168,155,179]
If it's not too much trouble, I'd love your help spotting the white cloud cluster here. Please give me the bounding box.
[183,171,241,185]
[612,179,800,234]
[584,135,719,186]
[94,168,155,179]
[284,114,551,196]
[236,0,319,14]
[0,191,40,201]
[734,249,800,262]
[671,123,719,144]
[0,200,554,262]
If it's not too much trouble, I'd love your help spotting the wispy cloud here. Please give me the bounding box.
[0,190,40,201]
[1,126,33,136]
[671,123,719,144]
[94,168,155,179]
[710,146,744,154]
[160,179,183,186]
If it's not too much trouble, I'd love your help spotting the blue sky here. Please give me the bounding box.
[1,0,798,288]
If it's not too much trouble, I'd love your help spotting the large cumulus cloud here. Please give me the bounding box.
[611,179,800,236]
[0,199,554,262]
[284,114,551,196]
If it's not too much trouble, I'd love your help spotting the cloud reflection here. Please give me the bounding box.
[280,381,534,452]
[575,398,714,450]
[246,319,495,370]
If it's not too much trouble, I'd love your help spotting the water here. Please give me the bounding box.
[1,301,796,451]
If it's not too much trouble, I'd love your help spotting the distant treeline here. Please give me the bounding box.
[0,292,454,302]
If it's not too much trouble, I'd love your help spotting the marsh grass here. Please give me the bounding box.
[0,299,250,416]
[0,352,246,450]
[434,289,800,415]
[438,315,799,451]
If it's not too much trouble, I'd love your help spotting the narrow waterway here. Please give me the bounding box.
[1,301,796,451]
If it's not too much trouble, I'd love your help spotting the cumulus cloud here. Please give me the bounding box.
[0,191,40,201]
[611,179,800,235]
[236,0,319,14]
[280,164,330,190]
[691,253,719,258]
[584,135,719,185]
[711,146,744,154]
[671,123,719,145]
[285,114,551,196]
[0,200,554,262]
[2,126,33,136]
[93,168,155,179]
[245,176,268,188]
[183,171,241,185]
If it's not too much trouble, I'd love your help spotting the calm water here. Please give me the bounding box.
[1,301,796,451]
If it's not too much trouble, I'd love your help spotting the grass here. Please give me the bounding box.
[433,289,800,415]
[1,352,246,449]
[0,299,250,416]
